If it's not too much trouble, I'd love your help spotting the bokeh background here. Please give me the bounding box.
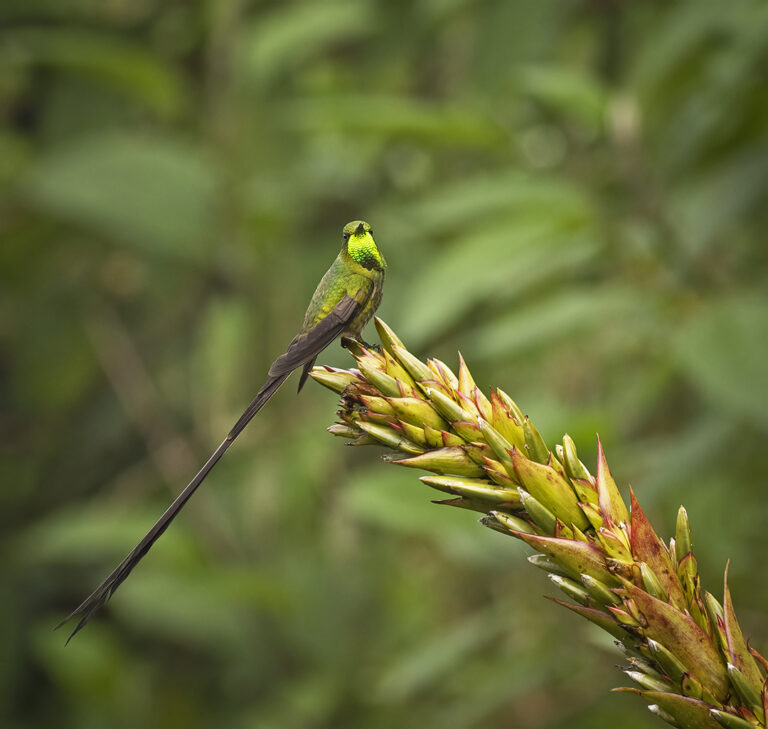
[2,1,768,727]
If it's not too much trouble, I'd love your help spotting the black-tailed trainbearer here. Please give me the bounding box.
[60,220,386,640]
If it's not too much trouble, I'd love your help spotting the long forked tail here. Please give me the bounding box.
[58,293,364,641]
[57,372,290,642]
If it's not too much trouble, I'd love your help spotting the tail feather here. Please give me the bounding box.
[58,372,289,641]
[58,292,365,640]
[227,373,290,441]
[296,357,317,393]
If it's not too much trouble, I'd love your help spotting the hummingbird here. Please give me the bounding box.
[59,220,386,640]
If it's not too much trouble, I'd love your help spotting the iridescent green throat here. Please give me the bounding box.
[348,232,384,270]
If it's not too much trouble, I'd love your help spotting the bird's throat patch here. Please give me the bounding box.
[348,232,384,270]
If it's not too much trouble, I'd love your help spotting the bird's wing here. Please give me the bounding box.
[227,290,368,439]
[268,284,372,377]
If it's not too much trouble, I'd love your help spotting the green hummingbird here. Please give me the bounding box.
[59,220,386,640]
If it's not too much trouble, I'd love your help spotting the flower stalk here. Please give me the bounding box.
[311,318,767,729]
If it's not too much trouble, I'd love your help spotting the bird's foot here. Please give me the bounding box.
[340,336,380,355]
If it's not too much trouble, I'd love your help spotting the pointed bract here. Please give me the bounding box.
[549,597,629,640]
[426,387,475,424]
[617,690,723,729]
[359,395,395,415]
[630,487,688,612]
[327,423,361,438]
[648,703,684,728]
[374,317,404,355]
[383,350,417,393]
[496,389,525,424]
[420,475,521,505]
[358,362,401,397]
[726,664,764,721]
[676,506,693,562]
[481,510,535,535]
[596,437,629,526]
[477,418,516,475]
[456,352,476,396]
[472,386,493,422]
[451,420,484,442]
[723,563,764,691]
[489,391,526,448]
[704,592,728,653]
[581,573,622,607]
[562,434,594,482]
[511,447,589,530]
[514,531,615,584]
[523,417,549,464]
[357,421,424,454]
[310,366,360,393]
[648,638,690,683]
[427,358,458,389]
[709,710,757,729]
[386,396,447,431]
[640,562,670,602]
[391,344,433,382]
[624,584,729,701]
[625,669,674,693]
[394,447,485,477]
[396,420,429,446]
[518,488,558,534]
[549,574,591,606]
[528,553,575,578]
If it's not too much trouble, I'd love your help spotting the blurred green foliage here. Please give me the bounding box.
[2,1,767,728]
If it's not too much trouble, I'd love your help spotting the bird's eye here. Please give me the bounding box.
[343,233,350,241]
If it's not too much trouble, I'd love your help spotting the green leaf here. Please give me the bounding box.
[11,504,192,567]
[674,296,768,423]
[286,94,504,146]
[671,140,768,254]
[394,170,592,237]
[396,222,597,343]
[22,132,217,259]
[238,0,372,84]
[468,286,644,361]
[518,65,607,132]
[375,608,503,701]
[3,28,185,119]
[341,467,502,563]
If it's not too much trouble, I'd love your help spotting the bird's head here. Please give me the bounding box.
[342,220,385,271]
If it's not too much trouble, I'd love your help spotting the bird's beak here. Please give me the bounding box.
[355,222,366,235]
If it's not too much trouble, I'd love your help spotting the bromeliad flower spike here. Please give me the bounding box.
[311,317,767,729]
[59,221,386,641]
